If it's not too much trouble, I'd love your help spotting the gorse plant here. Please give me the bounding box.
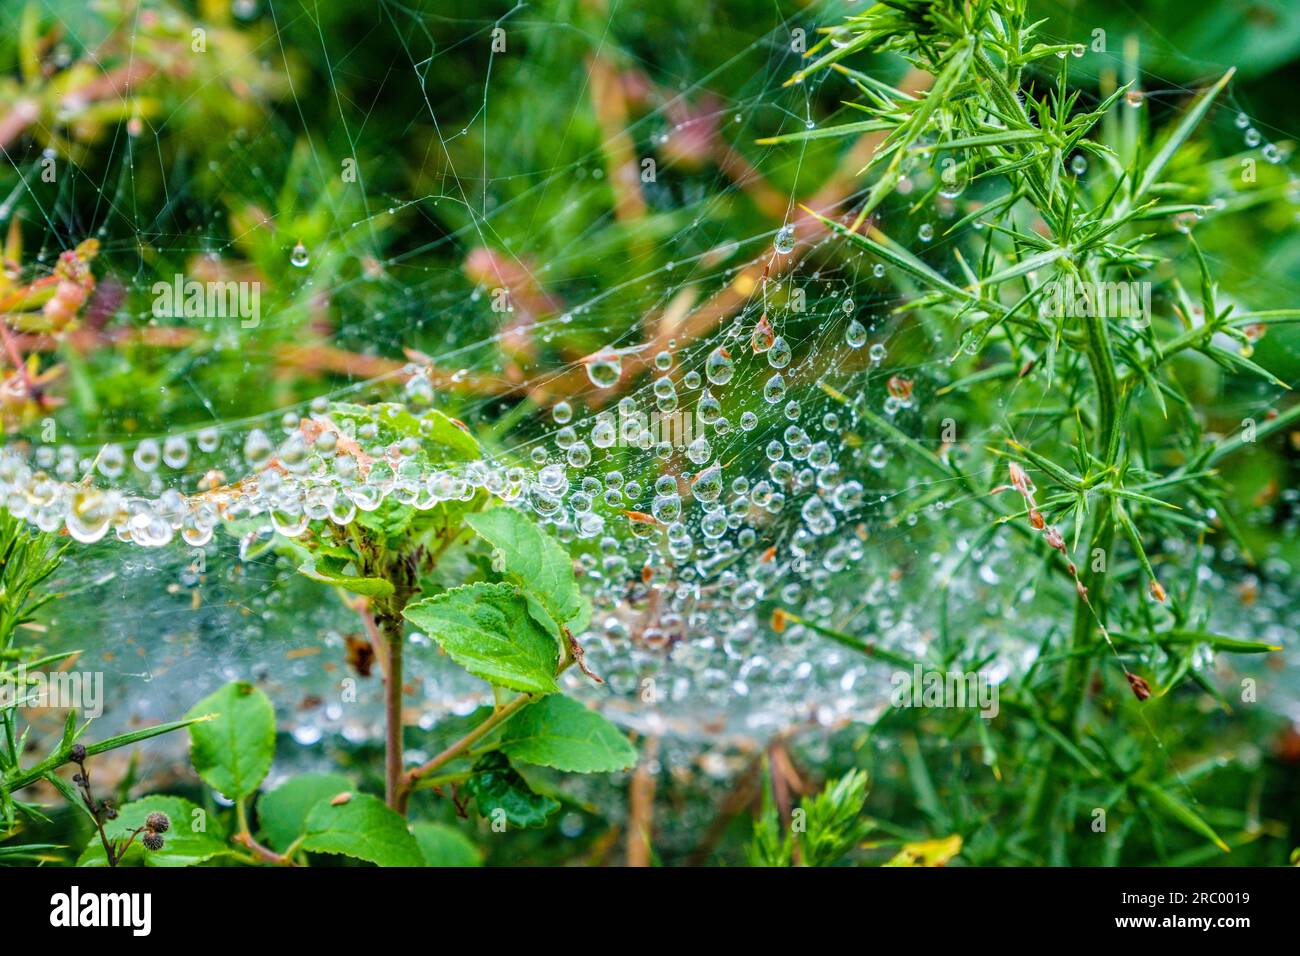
[0,512,197,864]
[761,0,1297,862]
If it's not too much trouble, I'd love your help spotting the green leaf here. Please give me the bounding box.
[1140,783,1230,853]
[185,681,276,801]
[411,822,483,867]
[77,796,230,867]
[1133,68,1234,205]
[464,751,560,828]
[328,402,479,461]
[465,508,585,628]
[297,556,395,598]
[420,408,481,460]
[300,792,423,866]
[256,772,353,852]
[402,582,559,695]
[500,695,636,773]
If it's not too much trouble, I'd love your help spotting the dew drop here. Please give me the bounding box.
[773,225,796,255]
[705,347,735,386]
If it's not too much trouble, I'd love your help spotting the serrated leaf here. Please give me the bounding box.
[411,822,483,867]
[402,582,559,694]
[500,695,636,772]
[185,681,276,800]
[465,508,585,628]
[300,793,423,866]
[352,499,417,541]
[256,773,353,852]
[77,796,230,867]
[464,751,560,828]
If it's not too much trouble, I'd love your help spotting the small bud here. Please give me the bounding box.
[104,806,118,821]
[1029,509,1046,530]
[1148,580,1167,603]
[69,744,86,763]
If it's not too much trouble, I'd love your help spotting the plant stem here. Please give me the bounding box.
[379,609,404,812]
[1061,314,1124,729]
[396,689,535,814]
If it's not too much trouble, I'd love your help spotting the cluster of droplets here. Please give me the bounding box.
[525,309,894,725]
[0,383,546,553]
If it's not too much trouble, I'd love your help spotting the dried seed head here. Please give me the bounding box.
[1029,509,1046,530]
[1044,526,1065,551]
[1008,462,1033,496]
[1126,672,1152,701]
[141,831,165,852]
[69,744,86,763]
[145,811,170,834]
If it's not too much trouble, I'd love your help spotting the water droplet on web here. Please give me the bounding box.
[767,336,791,368]
[552,401,573,424]
[705,347,734,385]
[763,373,786,404]
[162,436,190,469]
[845,320,867,348]
[133,440,161,473]
[244,429,274,468]
[774,225,796,255]
[586,352,622,388]
[591,415,616,448]
[290,242,310,268]
[97,444,126,478]
[692,465,722,502]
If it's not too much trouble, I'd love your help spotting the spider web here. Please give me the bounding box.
[0,0,1296,798]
